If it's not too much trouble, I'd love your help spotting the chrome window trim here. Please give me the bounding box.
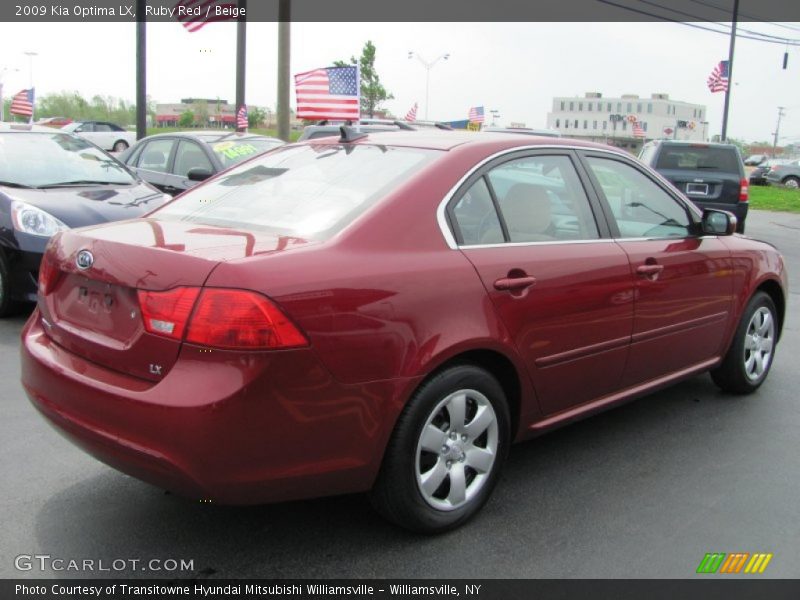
[436,144,703,250]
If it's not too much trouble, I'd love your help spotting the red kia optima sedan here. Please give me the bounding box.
[21,130,787,532]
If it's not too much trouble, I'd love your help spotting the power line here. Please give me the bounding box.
[683,0,800,33]
[595,0,800,46]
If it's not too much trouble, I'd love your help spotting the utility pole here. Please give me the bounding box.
[772,107,785,158]
[135,0,146,140]
[720,0,739,141]
[276,0,291,141]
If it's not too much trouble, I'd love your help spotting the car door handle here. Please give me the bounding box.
[636,264,664,277]
[494,276,538,291]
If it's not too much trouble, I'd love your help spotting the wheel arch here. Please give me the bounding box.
[756,278,785,341]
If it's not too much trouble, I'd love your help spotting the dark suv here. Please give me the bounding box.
[639,141,748,233]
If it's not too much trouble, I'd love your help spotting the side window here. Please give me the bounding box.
[172,141,213,178]
[585,157,693,238]
[108,123,124,132]
[75,123,93,133]
[485,155,599,242]
[94,123,113,132]
[452,177,503,245]
[136,139,174,173]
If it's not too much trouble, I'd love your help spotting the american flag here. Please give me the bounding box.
[468,106,485,123]
[10,88,34,118]
[294,66,360,121]
[707,60,729,93]
[632,120,645,139]
[405,102,418,122]
[174,0,238,33]
[236,104,248,129]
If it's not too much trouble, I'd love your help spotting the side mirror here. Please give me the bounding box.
[702,209,737,236]
[187,167,213,182]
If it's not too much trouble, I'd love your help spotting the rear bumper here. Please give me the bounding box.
[21,311,416,504]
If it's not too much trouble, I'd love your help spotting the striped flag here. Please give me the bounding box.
[707,60,729,93]
[174,0,238,33]
[632,120,645,139]
[10,88,35,119]
[294,66,360,121]
[468,106,485,123]
[405,102,418,122]
[236,104,248,129]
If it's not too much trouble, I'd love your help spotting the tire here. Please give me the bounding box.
[369,364,511,533]
[711,292,778,394]
[783,176,800,190]
[0,250,18,318]
[112,140,129,152]
[735,219,745,234]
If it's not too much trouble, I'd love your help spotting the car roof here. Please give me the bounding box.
[299,130,624,153]
[0,122,67,133]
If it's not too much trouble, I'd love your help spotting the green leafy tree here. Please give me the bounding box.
[247,106,267,128]
[191,100,209,127]
[178,110,195,128]
[335,40,393,118]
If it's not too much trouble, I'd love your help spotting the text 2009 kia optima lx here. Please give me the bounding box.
[21,130,787,532]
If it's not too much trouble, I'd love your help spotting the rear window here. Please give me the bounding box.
[655,146,741,173]
[153,144,438,241]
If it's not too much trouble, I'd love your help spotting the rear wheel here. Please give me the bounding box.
[783,176,800,189]
[711,292,777,394]
[370,364,510,533]
[112,140,129,152]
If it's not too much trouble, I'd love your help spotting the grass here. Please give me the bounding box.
[749,185,800,214]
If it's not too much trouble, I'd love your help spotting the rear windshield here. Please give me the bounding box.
[655,146,741,173]
[0,132,135,187]
[153,144,438,241]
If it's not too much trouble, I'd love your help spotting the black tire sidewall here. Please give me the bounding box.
[373,364,511,532]
[0,250,13,317]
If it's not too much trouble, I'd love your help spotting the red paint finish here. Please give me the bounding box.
[20,132,788,505]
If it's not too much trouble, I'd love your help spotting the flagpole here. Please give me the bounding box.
[720,0,739,142]
[135,0,146,141]
[276,0,291,141]
[235,0,247,132]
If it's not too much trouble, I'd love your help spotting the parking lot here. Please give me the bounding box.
[1,208,798,580]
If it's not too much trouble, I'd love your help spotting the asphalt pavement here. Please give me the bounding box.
[1,209,798,579]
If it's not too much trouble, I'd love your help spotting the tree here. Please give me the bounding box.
[178,110,195,128]
[248,106,267,128]
[335,40,394,118]
[191,100,209,127]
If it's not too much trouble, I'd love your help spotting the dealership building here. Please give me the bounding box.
[546,92,708,152]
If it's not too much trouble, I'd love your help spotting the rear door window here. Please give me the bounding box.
[136,139,175,173]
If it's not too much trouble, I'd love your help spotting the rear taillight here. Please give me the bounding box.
[138,287,200,340]
[38,253,60,296]
[186,289,308,350]
[739,178,749,202]
[137,287,308,350]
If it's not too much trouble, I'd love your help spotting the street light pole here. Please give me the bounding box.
[23,51,37,89]
[408,51,449,121]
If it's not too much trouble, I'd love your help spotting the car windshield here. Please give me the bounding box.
[209,138,284,168]
[0,132,135,187]
[60,123,81,133]
[655,146,741,172]
[154,143,438,241]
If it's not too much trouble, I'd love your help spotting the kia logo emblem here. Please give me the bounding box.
[76,250,94,270]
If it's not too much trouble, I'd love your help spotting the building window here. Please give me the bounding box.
[699,110,703,118]
[593,120,597,129]
[603,121,607,130]
[570,102,574,111]
[637,103,642,113]
[574,119,579,128]
[588,102,593,111]
[560,101,565,110]
[616,102,622,112]
[622,121,627,131]
[643,122,648,131]
[607,103,611,112]
[556,119,560,128]
[583,120,588,129]
[565,120,569,129]
[647,103,653,113]
[626,102,632,113]
[578,102,583,111]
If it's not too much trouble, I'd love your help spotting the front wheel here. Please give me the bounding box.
[711,292,778,394]
[112,140,129,152]
[370,364,510,533]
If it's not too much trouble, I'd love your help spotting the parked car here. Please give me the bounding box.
[61,121,137,153]
[764,159,800,189]
[22,131,787,532]
[482,126,561,138]
[639,140,748,233]
[35,116,73,128]
[749,158,789,186]
[0,123,167,316]
[743,154,767,166]
[118,131,285,196]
